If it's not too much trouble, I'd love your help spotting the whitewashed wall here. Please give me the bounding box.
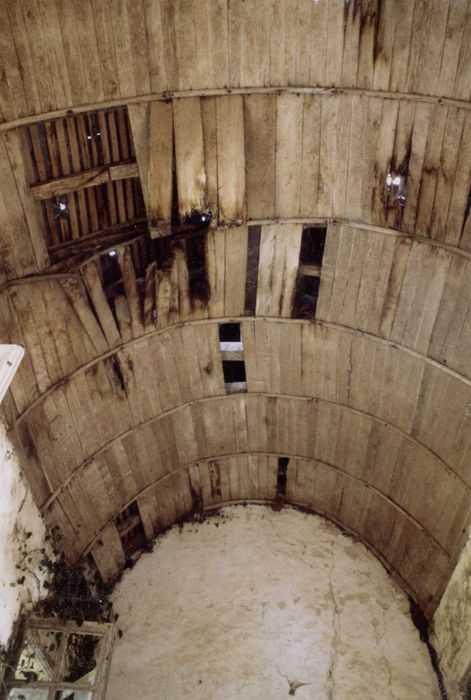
[0,420,49,648]
[432,532,471,699]
[106,506,440,700]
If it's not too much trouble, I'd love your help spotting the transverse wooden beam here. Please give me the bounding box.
[30,162,139,200]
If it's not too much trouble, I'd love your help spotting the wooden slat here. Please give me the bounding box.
[173,97,206,219]
[216,95,246,224]
[30,163,138,200]
[91,521,126,584]
[81,260,121,346]
[244,93,276,220]
[256,223,302,317]
[275,93,303,218]
[148,100,173,238]
[2,129,49,270]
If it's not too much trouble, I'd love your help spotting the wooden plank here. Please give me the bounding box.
[91,0,120,99]
[161,0,197,91]
[325,0,344,86]
[216,95,246,224]
[256,224,302,317]
[405,0,433,96]
[206,228,225,318]
[0,11,25,122]
[173,97,206,219]
[372,0,396,92]
[19,0,57,113]
[6,1,42,116]
[317,95,338,216]
[275,93,303,218]
[428,255,471,376]
[201,97,218,223]
[91,521,125,584]
[371,99,399,228]
[300,95,322,218]
[148,100,173,238]
[430,107,467,242]
[448,110,471,248]
[269,0,297,86]
[414,105,448,238]
[402,102,432,234]
[142,0,167,92]
[72,0,105,103]
[244,93,276,220]
[2,129,49,270]
[195,0,228,89]
[341,0,361,88]
[36,0,72,108]
[125,0,151,96]
[308,0,329,86]
[224,226,248,317]
[117,246,144,337]
[420,1,451,97]
[384,99,416,230]
[81,260,121,346]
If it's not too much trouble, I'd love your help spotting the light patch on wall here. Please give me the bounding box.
[0,345,24,405]
[0,421,50,649]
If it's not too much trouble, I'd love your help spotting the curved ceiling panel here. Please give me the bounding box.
[0,0,470,128]
[0,1,470,625]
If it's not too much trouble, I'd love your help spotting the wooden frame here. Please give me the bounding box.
[4,617,114,700]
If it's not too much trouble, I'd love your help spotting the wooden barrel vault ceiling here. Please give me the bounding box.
[0,0,470,619]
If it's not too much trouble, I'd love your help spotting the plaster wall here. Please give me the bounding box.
[0,419,49,649]
[432,530,471,700]
[106,505,439,700]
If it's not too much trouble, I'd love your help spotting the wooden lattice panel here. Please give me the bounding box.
[20,107,145,251]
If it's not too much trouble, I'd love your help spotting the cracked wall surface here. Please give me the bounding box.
[106,505,439,700]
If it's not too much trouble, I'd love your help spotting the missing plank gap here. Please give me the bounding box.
[245,225,261,315]
[219,322,243,352]
[186,231,210,306]
[222,359,247,394]
[292,275,320,320]
[277,457,289,498]
[300,226,326,267]
[115,501,147,559]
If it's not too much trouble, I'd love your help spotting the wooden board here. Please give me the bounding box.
[148,100,174,237]
[173,97,206,219]
[216,95,246,224]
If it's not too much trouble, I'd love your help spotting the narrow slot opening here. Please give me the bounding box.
[244,225,261,315]
[185,231,210,306]
[277,457,289,497]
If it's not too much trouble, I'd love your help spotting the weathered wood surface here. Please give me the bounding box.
[30,163,139,200]
[1,93,470,278]
[2,223,470,422]
[0,0,470,127]
[37,392,464,616]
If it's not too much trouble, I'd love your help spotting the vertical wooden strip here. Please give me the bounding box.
[173,97,206,219]
[244,94,276,220]
[216,95,246,224]
[148,100,173,237]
